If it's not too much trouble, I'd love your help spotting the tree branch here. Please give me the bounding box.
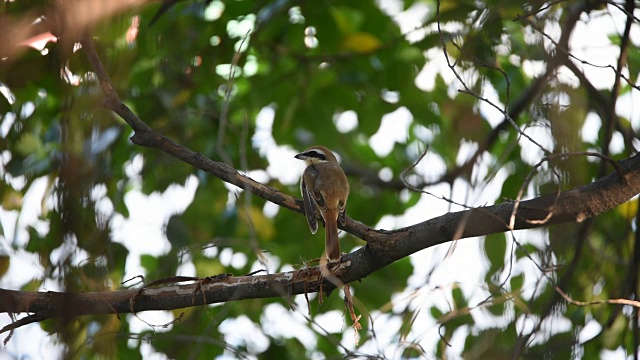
[601,0,635,175]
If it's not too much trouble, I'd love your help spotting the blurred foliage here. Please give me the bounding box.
[1,0,639,358]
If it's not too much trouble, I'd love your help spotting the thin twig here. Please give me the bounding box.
[217,29,252,165]
[519,15,640,92]
[513,0,570,21]
[601,0,635,176]
[436,0,550,155]
[555,286,640,308]
[604,0,640,23]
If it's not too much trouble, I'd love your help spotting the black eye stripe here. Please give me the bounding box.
[306,150,326,160]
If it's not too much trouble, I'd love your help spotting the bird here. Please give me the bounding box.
[295,145,350,262]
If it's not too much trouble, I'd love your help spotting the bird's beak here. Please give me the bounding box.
[294,153,305,160]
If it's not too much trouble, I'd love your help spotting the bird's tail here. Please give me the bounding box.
[324,210,341,261]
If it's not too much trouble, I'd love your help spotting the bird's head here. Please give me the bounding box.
[294,145,339,166]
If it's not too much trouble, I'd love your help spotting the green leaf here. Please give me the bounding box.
[484,233,506,277]
[140,254,159,274]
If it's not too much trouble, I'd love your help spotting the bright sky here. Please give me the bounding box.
[1,1,639,359]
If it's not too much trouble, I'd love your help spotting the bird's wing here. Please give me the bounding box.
[301,174,319,234]
[338,200,347,226]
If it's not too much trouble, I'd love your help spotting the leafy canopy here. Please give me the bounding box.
[1,0,639,359]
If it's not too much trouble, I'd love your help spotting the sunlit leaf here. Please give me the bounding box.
[340,32,382,54]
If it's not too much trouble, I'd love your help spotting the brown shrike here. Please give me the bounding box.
[295,145,349,261]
